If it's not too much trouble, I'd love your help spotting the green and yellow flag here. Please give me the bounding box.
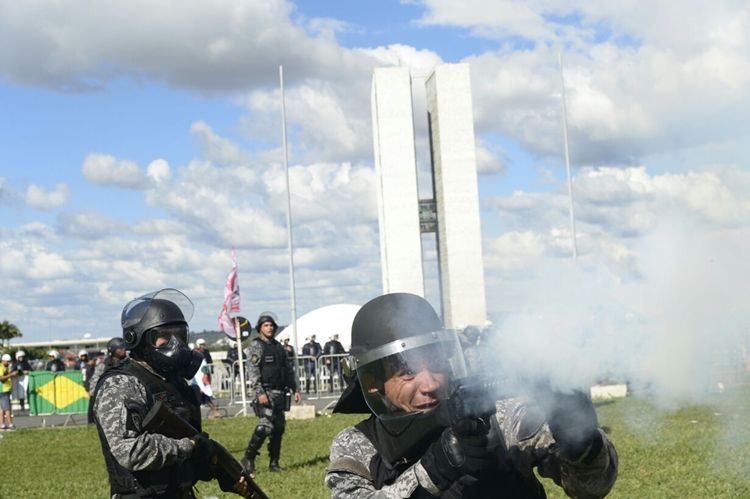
[28,371,90,416]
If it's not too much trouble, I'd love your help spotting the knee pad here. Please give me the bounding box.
[254,424,272,438]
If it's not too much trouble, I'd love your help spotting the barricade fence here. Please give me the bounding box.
[222,353,349,405]
[25,371,89,424]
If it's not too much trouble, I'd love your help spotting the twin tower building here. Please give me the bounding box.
[371,64,487,330]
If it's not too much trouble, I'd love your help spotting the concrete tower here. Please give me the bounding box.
[371,66,425,296]
[425,64,487,328]
[371,63,486,329]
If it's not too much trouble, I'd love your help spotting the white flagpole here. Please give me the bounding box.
[234,317,248,416]
[559,51,578,262]
[280,65,299,354]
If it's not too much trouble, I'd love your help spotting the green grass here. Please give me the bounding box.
[1,388,749,498]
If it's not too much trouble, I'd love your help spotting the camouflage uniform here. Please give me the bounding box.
[92,360,198,498]
[326,397,618,498]
[243,335,298,469]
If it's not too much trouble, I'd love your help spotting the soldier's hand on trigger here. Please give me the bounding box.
[257,392,270,406]
[420,418,493,490]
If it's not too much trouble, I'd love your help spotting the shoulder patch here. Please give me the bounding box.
[250,354,260,366]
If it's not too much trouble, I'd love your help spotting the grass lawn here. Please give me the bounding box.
[0,387,748,498]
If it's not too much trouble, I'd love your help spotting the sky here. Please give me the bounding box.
[1,1,748,397]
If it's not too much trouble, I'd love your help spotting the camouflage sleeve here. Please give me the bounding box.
[325,426,435,498]
[245,341,264,396]
[88,363,105,396]
[494,397,618,499]
[93,374,194,471]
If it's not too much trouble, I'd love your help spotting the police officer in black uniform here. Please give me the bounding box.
[91,288,248,498]
[241,312,301,478]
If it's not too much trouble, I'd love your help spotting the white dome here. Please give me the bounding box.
[277,303,360,350]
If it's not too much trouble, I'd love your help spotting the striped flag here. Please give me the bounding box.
[218,250,241,338]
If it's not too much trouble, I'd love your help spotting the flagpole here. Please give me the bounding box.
[280,65,299,354]
[558,51,578,262]
[234,317,248,416]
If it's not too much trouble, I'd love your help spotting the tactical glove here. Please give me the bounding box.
[545,390,602,462]
[420,418,493,490]
[190,432,217,462]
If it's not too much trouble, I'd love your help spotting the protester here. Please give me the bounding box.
[192,357,222,419]
[323,334,346,392]
[194,338,214,366]
[241,312,301,478]
[302,335,322,393]
[45,350,65,372]
[90,288,248,497]
[74,350,89,370]
[11,350,31,413]
[1,353,18,430]
[326,293,618,498]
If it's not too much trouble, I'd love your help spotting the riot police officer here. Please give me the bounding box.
[325,293,618,498]
[91,288,248,498]
[241,312,301,477]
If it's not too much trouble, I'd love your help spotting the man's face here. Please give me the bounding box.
[383,368,446,413]
[260,321,275,338]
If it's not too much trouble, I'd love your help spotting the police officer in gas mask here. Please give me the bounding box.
[325,293,618,498]
[91,288,248,498]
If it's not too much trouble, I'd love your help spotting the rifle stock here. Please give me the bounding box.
[142,401,269,499]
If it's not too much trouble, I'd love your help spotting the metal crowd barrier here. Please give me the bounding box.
[27,371,90,425]
[223,353,349,404]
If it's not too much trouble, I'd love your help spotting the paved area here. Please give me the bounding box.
[6,392,343,430]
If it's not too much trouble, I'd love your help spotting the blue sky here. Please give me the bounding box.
[0,0,748,395]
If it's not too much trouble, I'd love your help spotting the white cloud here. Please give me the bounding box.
[190,122,248,165]
[147,159,171,184]
[82,153,151,189]
[24,183,69,209]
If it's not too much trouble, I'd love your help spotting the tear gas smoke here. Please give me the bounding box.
[484,215,749,408]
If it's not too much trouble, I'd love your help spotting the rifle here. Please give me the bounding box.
[142,401,269,499]
[373,375,508,464]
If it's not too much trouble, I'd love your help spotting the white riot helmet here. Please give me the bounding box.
[15,350,26,360]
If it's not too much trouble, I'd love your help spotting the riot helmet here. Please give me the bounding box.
[106,337,127,357]
[346,293,467,420]
[121,288,202,377]
[255,311,278,334]
[15,350,26,360]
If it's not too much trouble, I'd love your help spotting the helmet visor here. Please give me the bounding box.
[147,323,189,347]
[121,288,194,330]
[355,330,467,418]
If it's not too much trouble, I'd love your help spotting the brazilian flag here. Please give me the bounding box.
[28,371,90,416]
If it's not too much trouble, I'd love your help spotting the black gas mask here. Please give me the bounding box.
[121,288,202,379]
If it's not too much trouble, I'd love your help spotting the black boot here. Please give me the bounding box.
[242,429,266,477]
[268,433,283,472]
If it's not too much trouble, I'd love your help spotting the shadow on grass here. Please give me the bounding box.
[288,454,330,469]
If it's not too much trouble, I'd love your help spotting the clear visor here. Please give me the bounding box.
[148,323,189,347]
[355,330,467,418]
[121,288,194,329]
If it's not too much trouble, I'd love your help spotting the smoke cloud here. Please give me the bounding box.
[484,213,749,408]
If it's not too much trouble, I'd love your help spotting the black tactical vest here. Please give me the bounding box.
[90,359,202,498]
[256,338,289,390]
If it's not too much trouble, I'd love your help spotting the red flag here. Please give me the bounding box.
[218,250,241,338]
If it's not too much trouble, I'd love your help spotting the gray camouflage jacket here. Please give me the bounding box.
[93,364,194,471]
[325,397,618,498]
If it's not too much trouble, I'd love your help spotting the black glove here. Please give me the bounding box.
[190,432,217,462]
[420,418,493,490]
[545,390,601,461]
